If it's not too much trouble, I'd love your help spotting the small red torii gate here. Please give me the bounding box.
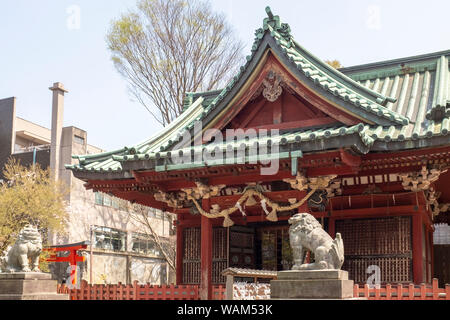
[44,241,89,287]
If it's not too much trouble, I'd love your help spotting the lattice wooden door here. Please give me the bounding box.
[434,245,450,288]
[336,216,413,284]
[229,226,255,269]
[212,227,228,284]
[182,227,201,284]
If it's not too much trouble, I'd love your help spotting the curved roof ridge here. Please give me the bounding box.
[290,38,397,106]
[340,49,450,74]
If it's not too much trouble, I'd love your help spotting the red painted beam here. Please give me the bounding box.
[306,165,360,177]
[178,219,204,228]
[245,117,337,131]
[340,148,361,169]
[358,166,442,177]
[208,170,295,187]
[45,244,87,252]
[329,205,424,218]
[362,145,450,161]
[47,256,85,263]
[209,189,302,207]
[340,183,405,196]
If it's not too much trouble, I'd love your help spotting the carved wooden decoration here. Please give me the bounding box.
[426,188,450,218]
[325,179,342,198]
[182,181,226,200]
[262,71,283,102]
[283,172,338,194]
[399,166,445,192]
[399,166,448,219]
[154,190,185,209]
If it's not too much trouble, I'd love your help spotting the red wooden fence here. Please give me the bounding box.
[353,279,450,300]
[59,279,449,300]
[212,284,226,300]
[57,280,226,300]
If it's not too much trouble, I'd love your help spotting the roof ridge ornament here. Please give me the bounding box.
[255,7,292,43]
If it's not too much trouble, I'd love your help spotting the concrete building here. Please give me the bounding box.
[0,83,175,285]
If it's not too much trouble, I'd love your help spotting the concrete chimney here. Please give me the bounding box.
[49,82,68,181]
[0,97,17,176]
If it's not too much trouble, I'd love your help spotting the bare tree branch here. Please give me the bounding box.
[128,205,176,274]
[106,0,245,126]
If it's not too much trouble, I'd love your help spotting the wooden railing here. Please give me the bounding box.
[58,279,450,300]
[353,279,450,300]
[212,285,226,300]
[58,280,202,300]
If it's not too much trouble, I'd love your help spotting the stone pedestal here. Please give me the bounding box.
[0,272,69,300]
[271,270,355,300]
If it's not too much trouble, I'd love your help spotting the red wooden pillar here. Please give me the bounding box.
[425,227,429,283]
[70,251,77,287]
[328,217,336,238]
[176,219,184,285]
[425,226,433,283]
[200,199,213,300]
[412,213,423,284]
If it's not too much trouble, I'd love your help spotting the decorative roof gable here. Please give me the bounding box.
[188,7,408,133]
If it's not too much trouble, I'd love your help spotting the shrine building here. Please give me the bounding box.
[67,7,450,299]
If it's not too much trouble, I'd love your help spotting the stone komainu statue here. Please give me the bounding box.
[289,213,344,270]
[0,225,42,273]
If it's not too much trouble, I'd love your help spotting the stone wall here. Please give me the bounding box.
[84,252,128,284]
[129,256,167,284]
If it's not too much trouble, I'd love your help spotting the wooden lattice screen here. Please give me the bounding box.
[229,227,255,270]
[182,227,201,284]
[336,216,412,284]
[183,227,228,284]
[212,228,228,284]
[434,245,450,288]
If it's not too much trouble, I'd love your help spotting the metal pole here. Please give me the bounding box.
[32,146,36,165]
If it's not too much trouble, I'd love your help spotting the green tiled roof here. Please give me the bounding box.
[67,7,450,177]
[342,50,450,138]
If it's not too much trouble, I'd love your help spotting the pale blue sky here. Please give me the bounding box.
[1,0,449,151]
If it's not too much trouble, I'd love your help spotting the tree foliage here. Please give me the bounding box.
[0,159,68,256]
[107,0,245,126]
